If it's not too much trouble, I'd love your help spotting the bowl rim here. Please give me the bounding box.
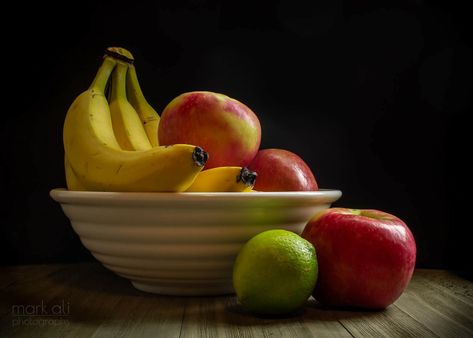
[50,188,342,206]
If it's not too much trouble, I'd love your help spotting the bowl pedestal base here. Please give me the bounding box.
[131,281,235,296]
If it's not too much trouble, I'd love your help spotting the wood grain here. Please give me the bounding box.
[0,263,472,338]
[394,272,473,337]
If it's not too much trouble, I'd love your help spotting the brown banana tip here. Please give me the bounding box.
[192,147,209,167]
[238,167,257,187]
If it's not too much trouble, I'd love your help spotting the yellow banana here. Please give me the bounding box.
[64,156,87,191]
[63,53,208,192]
[109,61,152,150]
[127,64,160,147]
[186,167,257,192]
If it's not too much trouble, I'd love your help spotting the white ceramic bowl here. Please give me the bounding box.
[50,188,342,296]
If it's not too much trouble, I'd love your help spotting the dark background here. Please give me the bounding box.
[1,1,471,275]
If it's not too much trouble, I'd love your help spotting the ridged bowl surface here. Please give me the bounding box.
[50,189,342,296]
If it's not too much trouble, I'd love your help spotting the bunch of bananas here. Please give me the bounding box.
[63,47,257,192]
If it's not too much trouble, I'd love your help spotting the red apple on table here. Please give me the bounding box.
[248,149,318,191]
[158,91,261,169]
[301,208,416,309]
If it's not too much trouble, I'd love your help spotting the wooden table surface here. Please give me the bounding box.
[0,263,472,337]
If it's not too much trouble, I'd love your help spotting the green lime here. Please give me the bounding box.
[232,229,318,316]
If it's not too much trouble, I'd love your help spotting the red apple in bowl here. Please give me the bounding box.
[158,91,261,169]
[301,208,416,309]
[248,149,318,191]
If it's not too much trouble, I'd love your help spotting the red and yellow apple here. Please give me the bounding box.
[158,91,261,169]
[248,149,318,191]
[302,208,416,309]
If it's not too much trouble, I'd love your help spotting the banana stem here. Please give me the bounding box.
[111,62,128,101]
[127,65,148,105]
[89,57,116,93]
[128,65,146,101]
